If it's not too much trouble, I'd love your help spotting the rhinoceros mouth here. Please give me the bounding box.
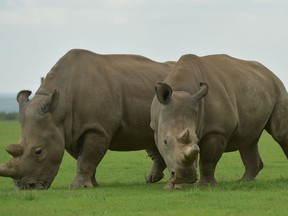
[169,168,198,184]
[13,169,57,190]
[14,179,52,190]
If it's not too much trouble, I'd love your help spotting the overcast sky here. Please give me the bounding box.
[0,0,287,94]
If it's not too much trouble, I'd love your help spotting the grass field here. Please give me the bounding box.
[0,121,288,215]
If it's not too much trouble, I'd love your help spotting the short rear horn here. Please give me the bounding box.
[6,144,24,157]
[177,128,192,144]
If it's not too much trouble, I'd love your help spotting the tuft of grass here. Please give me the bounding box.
[0,121,288,215]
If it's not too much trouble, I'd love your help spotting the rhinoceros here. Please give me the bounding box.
[150,54,288,190]
[0,49,174,189]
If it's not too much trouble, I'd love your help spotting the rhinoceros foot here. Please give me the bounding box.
[198,178,216,186]
[69,175,99,189]
[238,176,256,182]
[70,181,98,189]
[163,182,184,191]
[145,172,164,183]
[70,182,94,189]
[145,173,164,183]
[145,148,167,183]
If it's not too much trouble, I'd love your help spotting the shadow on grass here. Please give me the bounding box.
[3,177,287,193]
[191,177,288,192]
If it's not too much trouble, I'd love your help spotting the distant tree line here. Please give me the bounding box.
[0,112,18,120]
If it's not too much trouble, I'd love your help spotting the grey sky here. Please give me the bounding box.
[0,0,287,94]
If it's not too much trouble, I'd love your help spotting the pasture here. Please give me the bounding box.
[0,120,288,215]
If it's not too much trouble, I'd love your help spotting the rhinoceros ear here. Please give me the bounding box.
[17,90,32,107]
[192,82,208,101]
[155,83,172,105]
[40,88,60,114]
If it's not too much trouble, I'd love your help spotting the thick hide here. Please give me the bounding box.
[0,49,174,189]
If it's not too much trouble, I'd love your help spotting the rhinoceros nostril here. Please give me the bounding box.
[26,183,36,189]
[30,183,35,187]
[170,170,176,181]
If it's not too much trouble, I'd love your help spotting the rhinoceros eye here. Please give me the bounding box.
[35,148,43,156]
[164,139,168,145]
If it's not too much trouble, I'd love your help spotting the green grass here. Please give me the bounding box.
[0,121,288,215]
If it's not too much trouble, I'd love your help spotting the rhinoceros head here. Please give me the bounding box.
[150,82,208,185]
[0,89,65,189]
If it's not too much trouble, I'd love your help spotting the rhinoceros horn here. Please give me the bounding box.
[6,144,24,157]
[0,144,22,178]
[192,82,208,101]
[177,128,192,144]
[183,144,200,161]
[0,160,18,178]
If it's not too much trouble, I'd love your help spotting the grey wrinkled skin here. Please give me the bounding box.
[151,54,288,190]
[0,49,174,190]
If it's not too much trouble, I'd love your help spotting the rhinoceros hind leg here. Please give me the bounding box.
[145,146,166,183]
[239,141,263,181]
[265,100,288,158]
[198,133,226,186]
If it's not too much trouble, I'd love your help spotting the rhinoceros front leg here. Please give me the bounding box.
[239,141,263,181]
[145,146,166,183]
[198,133,226,186]
[70,132,109,189]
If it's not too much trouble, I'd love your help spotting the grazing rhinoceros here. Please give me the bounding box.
[150,54,288,190]
[0,49,174,189]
